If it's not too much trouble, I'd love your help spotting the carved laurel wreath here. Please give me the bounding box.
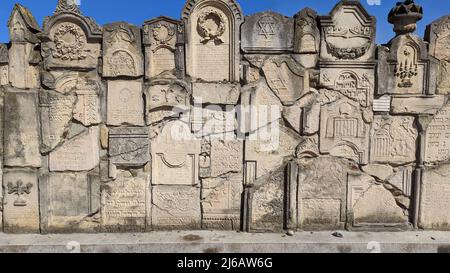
[197,9,226,43]
[52,24,87,61]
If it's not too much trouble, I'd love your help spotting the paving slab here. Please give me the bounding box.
[0,231,449,253]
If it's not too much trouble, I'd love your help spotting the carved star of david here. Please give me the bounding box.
[258,19,276,39]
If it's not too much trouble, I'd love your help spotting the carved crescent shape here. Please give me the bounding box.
[159,153,187,168]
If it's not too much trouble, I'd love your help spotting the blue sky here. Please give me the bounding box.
[0,0,449,44]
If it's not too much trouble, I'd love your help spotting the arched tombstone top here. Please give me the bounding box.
[40,0,102,70]
[42,0,102,42]
[181,0,243,22]
[182,0,243,84]
[8,4,41,43]
[387,33,428,61]
[318,0,376,62]
[426,15,450,61]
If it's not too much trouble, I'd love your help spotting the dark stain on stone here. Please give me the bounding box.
[337,245,352,253]
[204,247,222,253]
[437,245,450,253]
[182,234,203,241]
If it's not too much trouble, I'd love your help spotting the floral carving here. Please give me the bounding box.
[52,23,87,61]
[55,0,81,14]
[108,50,136,76]
[105,24,134,46]
[7,180,33,207]
[197,8,226,44]
[326,42,371,60]
[152,23,175,45]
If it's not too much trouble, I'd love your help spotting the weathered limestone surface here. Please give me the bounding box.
[202,173,242,230]
[419,164,450,230]
[101,171,149,232]
[152,185,201,230]
[143,17,181,79]
[40,172,100,233]
[297,157,354,230]
[1,0,450,235]
[48,126,99,172]
[106,80,145,126]
[103,22,144,77]
[370,116,418,164]
[426,15,450,94]
[4,88,41,168]
[7,4,41,89]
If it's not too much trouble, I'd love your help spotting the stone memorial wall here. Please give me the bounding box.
[0,0,449,233]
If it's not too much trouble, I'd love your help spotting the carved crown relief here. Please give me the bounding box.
[319,1,375,61]
[152,24,176,46]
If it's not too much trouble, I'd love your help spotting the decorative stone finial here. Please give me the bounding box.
[388,0,423,35]
[55,0,81,14]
